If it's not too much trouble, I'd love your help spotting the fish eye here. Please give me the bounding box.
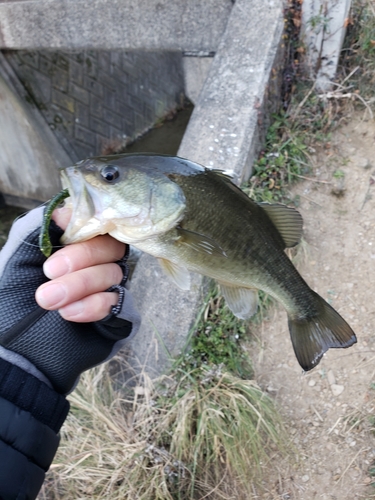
[100,165,120,182]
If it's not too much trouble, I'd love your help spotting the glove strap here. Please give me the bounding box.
[100,246,131,327]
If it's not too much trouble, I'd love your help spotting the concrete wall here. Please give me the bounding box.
[3,50,185,162]
[0,54,70,207]
[0,49,185,204]
[0,0,232,52]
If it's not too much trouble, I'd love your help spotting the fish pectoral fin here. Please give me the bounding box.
[218,283,258,320]
[158,258,191,290]
[259,202,303,248]
[176,227,227,258]
[288,291,357,371]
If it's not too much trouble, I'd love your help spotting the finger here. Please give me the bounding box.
[44,235,126,279]
[52,206,72,230]
[58,292,119,322]
[35,262,123,310]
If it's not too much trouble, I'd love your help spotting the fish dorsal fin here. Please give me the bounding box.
[218,283,259,320]
[209,169,234,181]
[158,258,191,290]
[177,227,227,258]
[259,202,303,248]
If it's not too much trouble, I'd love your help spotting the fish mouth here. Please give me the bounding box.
[60,167,103,244]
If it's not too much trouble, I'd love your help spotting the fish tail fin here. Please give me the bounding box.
[288,291,357,371]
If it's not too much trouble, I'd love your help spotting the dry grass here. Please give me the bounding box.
[39,359,286,500]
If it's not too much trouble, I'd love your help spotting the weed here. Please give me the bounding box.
[333,169,345,179]
[242,112,310,204]
[178,286,253,379]
[40,359,286,500]
[337,0,375,108]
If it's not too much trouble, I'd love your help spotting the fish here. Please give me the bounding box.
[58,153,357,371]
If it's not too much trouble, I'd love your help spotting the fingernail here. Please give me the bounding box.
[44,255,70,279]
[36,283,66,308]
[59,301,84,318]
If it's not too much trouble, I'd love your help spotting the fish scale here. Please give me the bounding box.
[168,169,312,315]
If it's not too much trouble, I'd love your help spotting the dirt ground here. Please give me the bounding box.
[253,111,375,500]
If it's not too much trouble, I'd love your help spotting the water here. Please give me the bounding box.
[122,103,193,155]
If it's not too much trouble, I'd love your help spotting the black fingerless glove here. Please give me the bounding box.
[0,207,141,394]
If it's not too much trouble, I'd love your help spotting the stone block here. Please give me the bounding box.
[102,107,122,128]
[18,51,39,70]
[89,94,103,118]
[69,59,84,86]
[98,51,111,74]
[75,123,96,147]
[51,107,75,135]
[52,69,69,93]
[90,115,108,136]
[69,82,90,105]
[84,76,104,97]
[103,86,117,108]
[75,101,90,128]
[55,53,70,72]
[39,55,56,78]
[27,70,52,105]
[51,88,75,113]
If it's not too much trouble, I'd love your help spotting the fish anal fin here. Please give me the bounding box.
[219,283,258,320]
[158,258,191,291]
[177,227,227,258]
[259,202,303,248]
[288,291,357,371]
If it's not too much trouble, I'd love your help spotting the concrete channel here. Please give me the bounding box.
[0,0,285,377]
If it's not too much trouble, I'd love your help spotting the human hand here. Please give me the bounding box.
[35,206,126,322]
[0,205,140,393]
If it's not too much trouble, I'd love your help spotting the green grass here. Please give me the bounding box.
[178,286,253,380]
[242,112,310,204]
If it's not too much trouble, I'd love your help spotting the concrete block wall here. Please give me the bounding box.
[3,50,185,162]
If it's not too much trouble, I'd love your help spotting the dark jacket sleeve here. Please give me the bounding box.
[0,358,69,500]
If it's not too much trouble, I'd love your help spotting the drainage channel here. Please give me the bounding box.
[0,104,194,249]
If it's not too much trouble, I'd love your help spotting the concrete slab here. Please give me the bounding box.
[183,56,213,104]
[302,0,351,91]
[0,54,72,207]
[124,254,208,378]
[179,0,284,183]
[126,0,285,377]
[0,0,232,51]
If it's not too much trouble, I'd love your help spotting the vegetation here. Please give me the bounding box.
[40,283,285,499]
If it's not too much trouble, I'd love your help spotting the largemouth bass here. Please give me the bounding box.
[57,154,356,370]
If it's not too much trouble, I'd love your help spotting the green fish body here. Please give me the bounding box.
[59,154,356,370]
